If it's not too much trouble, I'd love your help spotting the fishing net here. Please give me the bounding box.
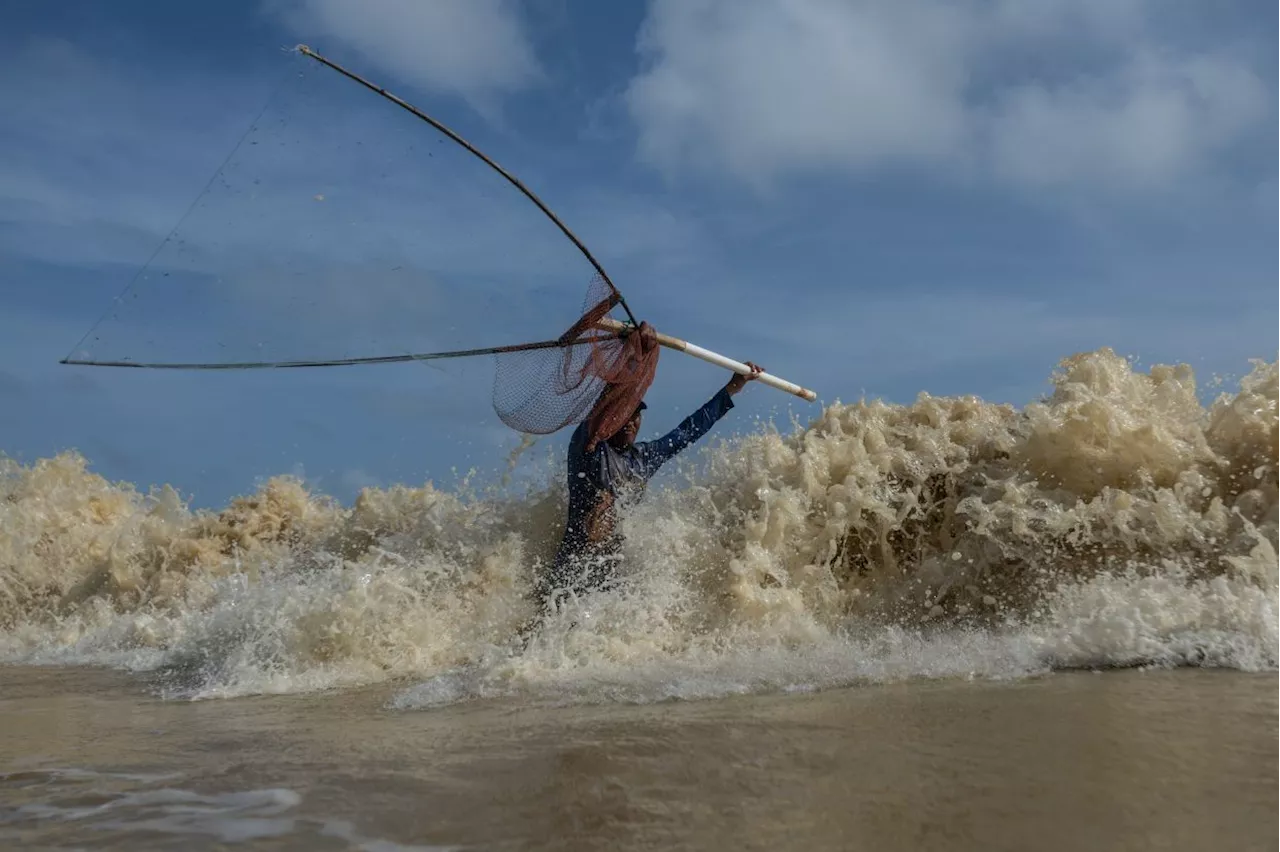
[494,273,659,450]
[63,47,658,449]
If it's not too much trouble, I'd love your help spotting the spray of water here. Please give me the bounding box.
[1,349,1274,704]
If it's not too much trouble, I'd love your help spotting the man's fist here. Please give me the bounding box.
[726,362,764,396]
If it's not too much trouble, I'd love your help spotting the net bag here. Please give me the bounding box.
[494,274,659,451]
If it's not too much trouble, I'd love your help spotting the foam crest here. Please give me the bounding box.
[0,769,449,850]
[1,350,1275,703]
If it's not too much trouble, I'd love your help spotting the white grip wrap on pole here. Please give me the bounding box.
[596,318,817,402]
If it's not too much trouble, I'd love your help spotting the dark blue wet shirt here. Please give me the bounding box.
[550,388,735,583]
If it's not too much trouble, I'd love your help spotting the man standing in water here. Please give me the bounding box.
[535,349,765,613]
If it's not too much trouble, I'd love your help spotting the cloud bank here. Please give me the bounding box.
[625,0,1272,194]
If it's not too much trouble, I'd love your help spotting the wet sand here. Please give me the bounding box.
[1,666,1274,851]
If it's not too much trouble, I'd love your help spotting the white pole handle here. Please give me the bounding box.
[595,317,818,402]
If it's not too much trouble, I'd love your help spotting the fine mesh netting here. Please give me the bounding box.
[493,273,659,449]
[64,47,658,448]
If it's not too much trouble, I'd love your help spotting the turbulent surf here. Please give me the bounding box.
[1,349,1275,705]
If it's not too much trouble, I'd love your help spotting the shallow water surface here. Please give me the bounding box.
[1,666,1274,851]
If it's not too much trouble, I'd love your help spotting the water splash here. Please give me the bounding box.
[1,350,1275,704]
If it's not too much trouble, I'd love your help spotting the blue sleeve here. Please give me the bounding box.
[635,388,735,477]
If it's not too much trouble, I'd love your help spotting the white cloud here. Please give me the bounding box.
[626,1,972,185]
[625,0,1272,195]
[984,0,1150,42]
[985,50,1269,191]
[268,0,542,108]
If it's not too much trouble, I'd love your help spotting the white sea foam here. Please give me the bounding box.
[0,769,452,850]
[2,350,1275,706]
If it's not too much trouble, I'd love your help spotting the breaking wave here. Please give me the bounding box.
[1,349,1275,705]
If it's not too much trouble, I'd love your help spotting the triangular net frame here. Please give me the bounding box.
[60,46,659,450]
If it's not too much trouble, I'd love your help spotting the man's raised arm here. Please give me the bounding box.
[636,362,764,476]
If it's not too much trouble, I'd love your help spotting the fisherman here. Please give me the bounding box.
[534,326,764,613]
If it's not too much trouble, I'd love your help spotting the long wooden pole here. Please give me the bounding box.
[295,44,641,330]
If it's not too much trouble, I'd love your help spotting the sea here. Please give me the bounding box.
[1,348,1276,851]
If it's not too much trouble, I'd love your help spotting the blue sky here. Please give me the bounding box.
[1,0,1275,508]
